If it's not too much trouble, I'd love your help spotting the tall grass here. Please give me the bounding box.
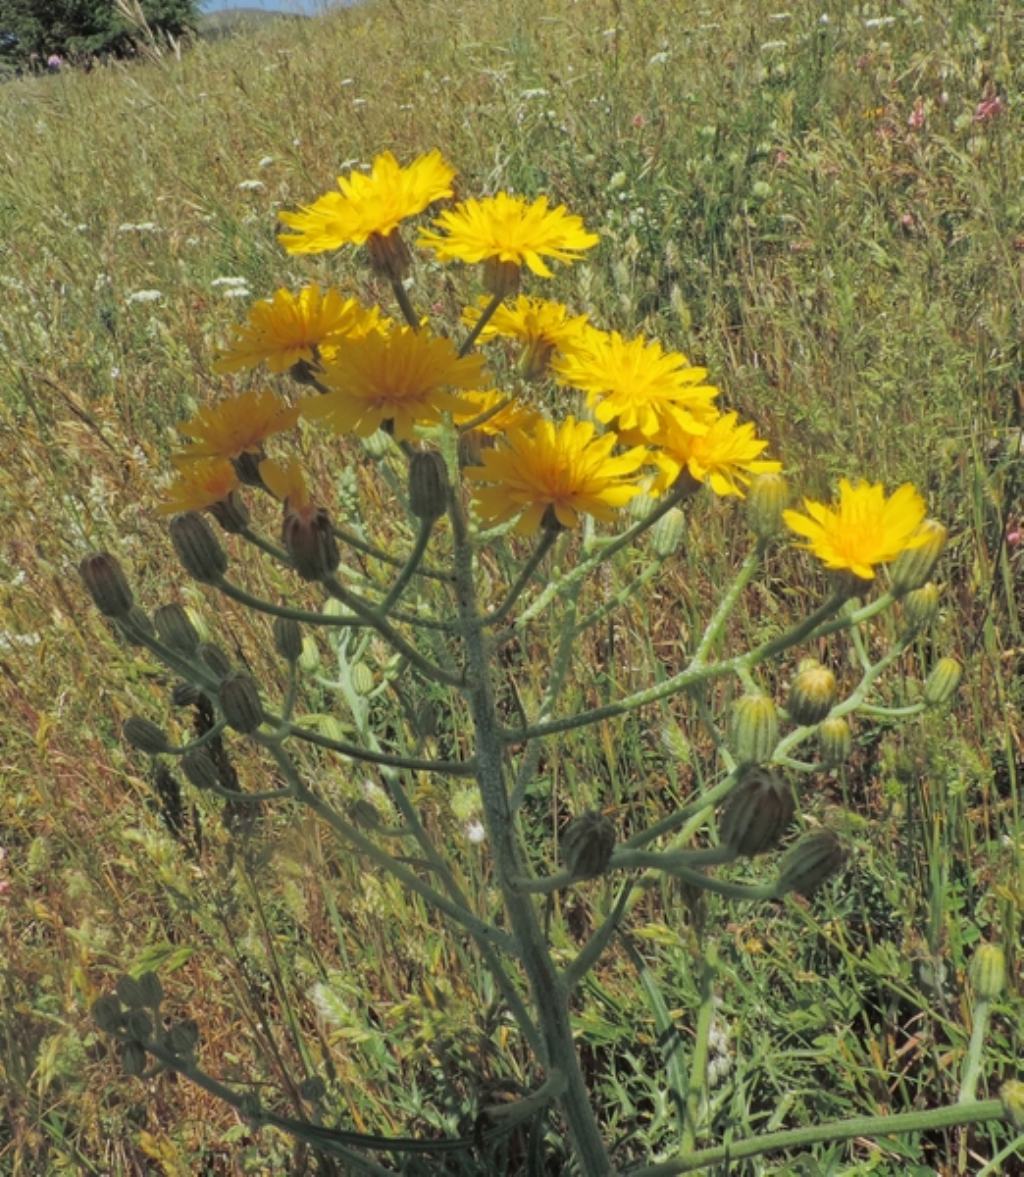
[1,0,1021,1171]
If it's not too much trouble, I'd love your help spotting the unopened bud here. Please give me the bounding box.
[561,811,616,881]
[91,993,123,1033]
[282,507,339,580]
[125,1008,152,1041]
[119,606,155,647]
[79,553,134,618]
[153,603,200,654]
[817,716,852,765]
[777,829,845,898]
[787,662,837,725]
[1002,1080,1024,1129]
[408,450,448,522]
[136,972,163,1008]
[924,656,962,706]
[890,519,947,594]
[720,768,794,856]
[168,1018,199,1058]
[181,749,220,791]
[199,642,232,678]
[171,681,203,708]
[123,717,171,755]
[298,635,320,673]
[169,513,227,584]
[218,671,263,733]
[970,943,1006,1001]
[116,974,146,1008]
[729,693,779,765]
[272,616,302,663]
[651,508,686,557]
[350,662,374,695]
[121,1040,148,1076]
[747,473,790,540]
[901,582,940,632]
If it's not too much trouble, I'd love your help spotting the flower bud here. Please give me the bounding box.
[746,473,790,540]
[298,635,320,673]
[817,716,852,765]
[171,681,204,708]
[91,993,123,1033]
[720,768,794,857]
[123,717,171,755]
[282,507,339,581]
[136,972,163,1009]
[153,603,200,654]
[272,616,302,663]
[116,974,146,1009]
[121,1040,148,1076]
[218,671,263,734]
[351,662,374,695]
[901,582,940,632]
[181,749,220,791]
[169,513,228,584]
[362,430,392,460]
[168,1018,199,1058]
[890,519,947,594]
[777,829,845,898]
[79,553,134,619]
[787,662,837,725]
[1002,1080,1024,1129]
[208,490,251,535]
[118,606,155,647]
[729,693,779,765]
[651,508,686,557]
[199,642,232,678]
[924,656,962,706]
[970,943,1006,1001]
[125,1008,152,1041]
[561,811,616,881]
[408,450,448,522]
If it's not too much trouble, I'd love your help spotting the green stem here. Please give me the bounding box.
[681,941,718,1153]
[282,718,475,777]
[378,518,433,613]
[390,275,420,330]
[958,998,991,1103]
[628,1099,1005,1175]
[612,845,737,872]
[480,530,558,628]
[459,290,504,357]
[563,881,636,991]
[329,520,453,583]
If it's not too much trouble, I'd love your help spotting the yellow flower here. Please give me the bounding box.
[467,415,647,534]
[277,150,456,255]
[419,193,599,278]
[174,390,300,461]
[462,295,592,379]
[451,389,542,437]
[783,478,928,580]
[213,285,384,374]
[552,330,719,440]
[303,325,486,441]
[650,410,783,497]
[258,457,312,511]
[158,457,239,515]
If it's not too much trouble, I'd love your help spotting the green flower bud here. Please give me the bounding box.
[651,508,686,558]
[746,473,790,540]
[629,493,657,522]
[720,768,794,857]
[787,662,837,725]
[171,681,203,708]
[208,489,251,535]
[79,552,134,619]
[121,1040,148,1076]
[136,972,163,1009]
[970,943,1006,1001]
[119,606,155,647]
[123,717,171,756]
[218,671,263,734]
[901,582,940,632]
[361,430,392,460]
[153,603,200,654]
[181,749,220,791]
[350,662,374,695]
[300,1075,326,1102]
[890,519,948,594]
[282,507,339,581]
[91,993,123,1033]
[116,974,146,1008]
[125,1008,152,1041]
[729,693,779,765]
[298,635,320,673]
[1001,1080,1024,1129]
[199,642,232,678]
[818,716,852,766]
[169,513,228,584]
[408,450,448,522]
[924,656,962,706]
[272,616,302,663]
[777,829,845,898]
[561,811,616,881]
[168,1018,199,1058]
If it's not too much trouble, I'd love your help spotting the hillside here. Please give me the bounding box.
[197,6,309,39]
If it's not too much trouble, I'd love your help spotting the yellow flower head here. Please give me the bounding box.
[467,415,647,534]
[214,285,384,374]
[259,457,312,513]
[451,389,543,437]
[303,324,486,441]
[277,150,456,255]
[783,478,928,580]
[552,330,719,440]
[462,295,592,379]
[158,457,239,515]
[419,193,599,278]
[650,410,783,497]
[174,390,300,461]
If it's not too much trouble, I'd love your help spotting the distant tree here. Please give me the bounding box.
[0,0,198,65]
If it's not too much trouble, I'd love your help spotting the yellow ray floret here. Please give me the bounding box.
[277,150,456,254]
[302,325,486,441]
[158,457,239,515]
[462,295,591,349]
[258,457,312,511]
[650,410,783,497]
[467,415,647,534]
[174,390,300,461]
[552,330,719,440]
[783,478,928,580]
[419,193,599,277]
[451,390,543,437]
[214,285,384,374]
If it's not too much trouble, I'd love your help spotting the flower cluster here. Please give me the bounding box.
[160,149,939,582]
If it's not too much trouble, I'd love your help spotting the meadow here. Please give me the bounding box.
[0,0,1022,1172]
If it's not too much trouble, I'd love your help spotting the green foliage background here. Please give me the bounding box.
[0,0,197,60]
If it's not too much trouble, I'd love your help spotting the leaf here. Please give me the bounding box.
[130,943,194,975]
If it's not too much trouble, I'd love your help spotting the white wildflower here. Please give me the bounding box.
[237,179,265,192]
[126,289,163,304]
